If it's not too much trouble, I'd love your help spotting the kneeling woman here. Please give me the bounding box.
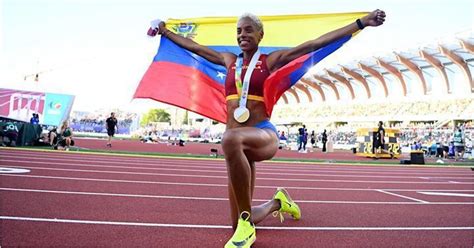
[154,9,385,247]
[58,120,74,151]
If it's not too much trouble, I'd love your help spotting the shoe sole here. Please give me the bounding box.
[243,234,256,248]
[248,234,256,248]
[225,230,256,248]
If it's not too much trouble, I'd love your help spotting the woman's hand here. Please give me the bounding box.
[153,19,170,35]
[147,18,164,37]
[157,20,166,31]
[362,9,386,27]
[150,19,164,29]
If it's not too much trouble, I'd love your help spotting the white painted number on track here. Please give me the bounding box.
[0,167,31,174]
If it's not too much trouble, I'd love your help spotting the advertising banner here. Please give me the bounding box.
[0,88,75,126]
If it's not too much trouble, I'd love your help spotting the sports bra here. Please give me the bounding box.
[225,54,270,102]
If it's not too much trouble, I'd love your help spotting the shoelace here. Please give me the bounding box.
[272,210,285,223]
[240,211,251,221]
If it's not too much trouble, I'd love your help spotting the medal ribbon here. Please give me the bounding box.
[234,50,261,109]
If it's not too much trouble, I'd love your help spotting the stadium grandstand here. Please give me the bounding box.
[69,110,140,135]
[274,34,473,104]
[271,32,473,153]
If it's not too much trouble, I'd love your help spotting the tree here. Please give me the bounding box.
[140,109,171,126]
[182,110,189,125]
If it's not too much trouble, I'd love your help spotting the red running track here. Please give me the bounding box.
[0,148,473,247]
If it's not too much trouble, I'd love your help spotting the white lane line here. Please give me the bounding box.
[2,187,473,205]
[3,174,474,192]
[1,216,473,231]
[3,157,471,178]
[0,174,226,187]
[0,187,227,201]
[3,158,474,180]
[1,152,471,175]
[419,177,464,184]
[417,192,474,198]
[376,190,430,203]
[0,216,228,229]
[1,165,472,185]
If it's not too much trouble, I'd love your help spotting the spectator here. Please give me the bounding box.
[30,113,39,125]
[298,124,306,151]
[428,142,437,157]
[310,130,316,148]
[300,129,308,153]
[1,122,19,147]
[447,141,455,158]
[48,127,58,147]
[106,112,118,148]
[453,127,465,161]
[440,139,449,159]
[373,121,393,159]
[373,121,385,153]
[57,121,74,151]
[415,141,422,151]
[322,129,328,152]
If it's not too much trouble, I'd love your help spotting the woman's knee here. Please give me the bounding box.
[222,130,242,153]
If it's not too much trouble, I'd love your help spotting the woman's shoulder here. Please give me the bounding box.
[222,52,238,67]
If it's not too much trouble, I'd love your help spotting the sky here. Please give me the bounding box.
[0,0,473,113]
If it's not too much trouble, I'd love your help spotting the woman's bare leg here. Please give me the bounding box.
[222,127,279,224]
[248,160,280,224]
[228,182,239,230]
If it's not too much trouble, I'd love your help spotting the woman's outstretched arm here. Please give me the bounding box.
[156,21,234,67]
[267,9,386,72]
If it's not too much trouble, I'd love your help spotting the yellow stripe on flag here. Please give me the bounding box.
[166,12,368,47]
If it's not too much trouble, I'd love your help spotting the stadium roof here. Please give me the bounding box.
[282,34,474,104]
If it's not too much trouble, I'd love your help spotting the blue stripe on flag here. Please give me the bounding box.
[288,35,352,86]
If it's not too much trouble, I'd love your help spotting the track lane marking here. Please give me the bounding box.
[417,192,474,198]
[2,158,473,180]
[1,187,473,204]
[2,174,474,192]
[1,165,472,185]
[1,216,473,230]
[1,151,472,173]
[376,190,429,203]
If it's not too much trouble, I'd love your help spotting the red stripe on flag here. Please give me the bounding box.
[134,61,227,123]
[264,53,311,116]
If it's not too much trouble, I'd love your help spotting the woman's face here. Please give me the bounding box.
[237,18,263,52]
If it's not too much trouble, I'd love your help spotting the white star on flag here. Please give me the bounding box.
[216,71,226,80]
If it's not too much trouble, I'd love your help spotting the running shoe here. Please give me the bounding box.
[272,188,301,222]
[224,211,256,248]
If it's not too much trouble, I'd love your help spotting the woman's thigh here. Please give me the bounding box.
[222,127,278,162]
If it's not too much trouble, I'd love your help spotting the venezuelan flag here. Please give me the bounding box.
[134,12,368,123]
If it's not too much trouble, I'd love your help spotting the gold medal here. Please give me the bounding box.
[233,107,250,123]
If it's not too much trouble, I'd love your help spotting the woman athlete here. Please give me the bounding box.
[153,9,385,247]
